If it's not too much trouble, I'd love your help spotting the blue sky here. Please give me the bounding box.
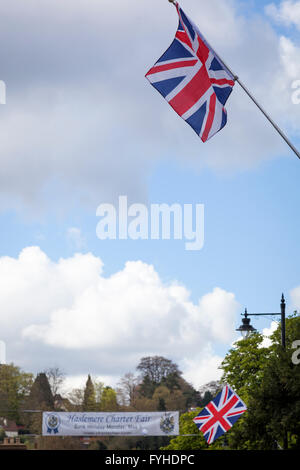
[0,0,300,391]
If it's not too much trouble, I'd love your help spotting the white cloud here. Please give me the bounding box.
[265,1,300,29]
[181,348,224,389]
[62,374,118,394]
[0,0,299,213]
[278,35,300,80]
[0,246,240,388]
[261,321,278,348]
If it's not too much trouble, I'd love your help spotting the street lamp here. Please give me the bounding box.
[236,294,286,349]
[236,294,288,449]
[236,309,257,338]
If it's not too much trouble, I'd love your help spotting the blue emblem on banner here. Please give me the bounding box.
[46,413,60,434]
[160,413,175,434]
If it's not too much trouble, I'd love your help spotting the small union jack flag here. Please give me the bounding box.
[145,2,235,142]
[193,384,247,445]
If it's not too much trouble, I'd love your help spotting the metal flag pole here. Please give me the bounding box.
[168,0,300,160]
[235,79,300,161]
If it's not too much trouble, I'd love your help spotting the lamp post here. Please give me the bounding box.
[236,293,286,349]
[236,294,287,449]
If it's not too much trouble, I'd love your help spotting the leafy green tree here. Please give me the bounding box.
[138,374,156,399]
[94,380,105,405]
[199,391,213,407]
[161,409,207,450]
[137,356,181,398]
[220,314,300,450]
[0,363,33,423]
[171,376,201,409]
[99,386,118,411]
[152,385,186,412]
[220,332,270,402]
[136,356,199,410]
[157,397,166,411]
[83,374,96,411]
[242,315,300,450]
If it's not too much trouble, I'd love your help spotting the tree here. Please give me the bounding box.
[0,363,33,423]
[116,372,139,407]
[132,356,200,411]
[152,385,186,412]
[27,373,54,409]
[44,367,65,397]
[67,388,84,410]
[138,374,156,399]
[241,315,300,450]
[36,436,82,450]
[137,356,183,399]
[0,428,5,442]
[220,314,300,449]
[161,409,207,450]
[83,374,96,411]
[137,356,181,385]
[24,372,54,434]
[176,376,202,409]
[99,387,118,411]
[220,332,270,402]
[199,391,213,407]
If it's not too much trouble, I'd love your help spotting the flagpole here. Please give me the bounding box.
[168,0,300,161]
[235,78,300,160]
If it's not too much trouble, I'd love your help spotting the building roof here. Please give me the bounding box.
[0,417,19,432]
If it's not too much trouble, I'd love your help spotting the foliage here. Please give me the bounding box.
[8,334,300,452]
[83,374,97,411]
[0,363,33,423]
[137,356,181,398]
[164,314,300,451]
[199,391,214,407]
[220,332,270,402]
[0,428,5,442]
[99,386,118,411]
[136,356,199,411]
[221,314,300,450]
[88,439,108,450]
[24,372,54,434]
[161,409,207,450]
[242,319,300,450]
[27,373,54,409]
[35,436,83,450]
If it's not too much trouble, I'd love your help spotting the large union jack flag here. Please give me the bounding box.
[193,384,247,445]
[145,2,235,142]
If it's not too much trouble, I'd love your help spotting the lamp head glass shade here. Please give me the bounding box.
[236,314,257,338]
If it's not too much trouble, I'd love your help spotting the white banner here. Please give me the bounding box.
[42,411,179,436]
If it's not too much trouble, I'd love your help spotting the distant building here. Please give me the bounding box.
[0,418,19,438]
[53,394,71,411]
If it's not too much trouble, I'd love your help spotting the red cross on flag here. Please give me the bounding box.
[193,384,247,445]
